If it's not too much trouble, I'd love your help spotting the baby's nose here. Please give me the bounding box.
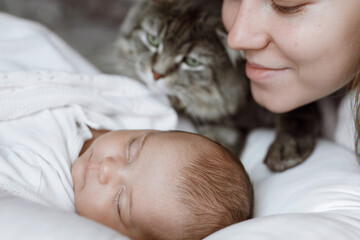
[99,156,118,184]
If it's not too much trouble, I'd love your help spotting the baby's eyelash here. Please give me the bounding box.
[113,187,125,220]
[271,3,305,15]
[113,190,121,217]
[125,137,136,161]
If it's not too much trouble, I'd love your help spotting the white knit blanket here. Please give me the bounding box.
[0,70,178,128]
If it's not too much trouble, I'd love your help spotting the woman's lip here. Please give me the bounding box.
[245,61,288,82]
[247,62,271,69]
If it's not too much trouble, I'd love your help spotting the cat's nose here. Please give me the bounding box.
[152,70,164,80]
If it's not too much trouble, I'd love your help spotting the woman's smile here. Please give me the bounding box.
[245,61,289,83]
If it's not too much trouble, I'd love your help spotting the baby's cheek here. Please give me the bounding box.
[75,193,105,222]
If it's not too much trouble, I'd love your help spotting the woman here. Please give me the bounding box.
[221,0,360,152]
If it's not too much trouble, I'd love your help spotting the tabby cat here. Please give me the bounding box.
[110,0,322,172]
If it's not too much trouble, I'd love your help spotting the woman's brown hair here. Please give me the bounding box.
[348,70,360,156]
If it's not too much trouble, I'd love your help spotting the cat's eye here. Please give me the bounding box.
[184,57,201,67]
[146,33,160,47]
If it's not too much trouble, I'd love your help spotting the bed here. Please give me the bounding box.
[0,12,359,240]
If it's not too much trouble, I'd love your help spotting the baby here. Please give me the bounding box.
[0,106,252,240]
[72,128,253,240]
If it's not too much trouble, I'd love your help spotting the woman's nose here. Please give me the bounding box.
[225,1,270,51]
[99,156,119,185]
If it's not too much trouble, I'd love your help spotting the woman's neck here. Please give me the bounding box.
[79,128,110,156]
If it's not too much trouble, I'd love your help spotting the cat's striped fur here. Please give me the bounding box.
[113,0,249,153]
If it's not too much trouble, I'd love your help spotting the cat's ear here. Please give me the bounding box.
[215,25,245,67]
[119,1,146,36]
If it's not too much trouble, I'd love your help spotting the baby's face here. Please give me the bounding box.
[71,130,190,239]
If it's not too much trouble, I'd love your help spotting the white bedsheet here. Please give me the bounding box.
[206,130,360,240]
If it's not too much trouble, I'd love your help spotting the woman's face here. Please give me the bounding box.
[222,0,360,113]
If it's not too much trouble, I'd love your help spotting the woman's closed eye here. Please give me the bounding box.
[271,1,307,15]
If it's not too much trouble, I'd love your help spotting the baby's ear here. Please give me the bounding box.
[215,25,245,67]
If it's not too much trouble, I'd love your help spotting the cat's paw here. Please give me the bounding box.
[264,133,315,172]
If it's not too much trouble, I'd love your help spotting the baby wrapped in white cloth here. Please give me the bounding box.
[0,71,254,240]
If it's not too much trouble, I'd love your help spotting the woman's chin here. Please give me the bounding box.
[251,90,300,114]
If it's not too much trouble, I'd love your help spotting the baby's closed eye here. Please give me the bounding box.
[125,137,137,162]
[113,186,125,223]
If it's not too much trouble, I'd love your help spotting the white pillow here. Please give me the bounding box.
[206,211,360,240]
[242,129,360,216]
[206,129,360,239]
[0,189,128,240]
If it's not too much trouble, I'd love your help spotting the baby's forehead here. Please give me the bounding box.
[163,131,218,150]
[158,131,220,162]
[163,131,210,143]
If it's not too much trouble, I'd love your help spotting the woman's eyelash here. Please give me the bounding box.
[271,3,304,15]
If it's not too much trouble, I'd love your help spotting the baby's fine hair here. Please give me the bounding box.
[174,132,254,240]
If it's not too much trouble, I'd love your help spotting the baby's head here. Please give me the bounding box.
[71,130,253,240]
